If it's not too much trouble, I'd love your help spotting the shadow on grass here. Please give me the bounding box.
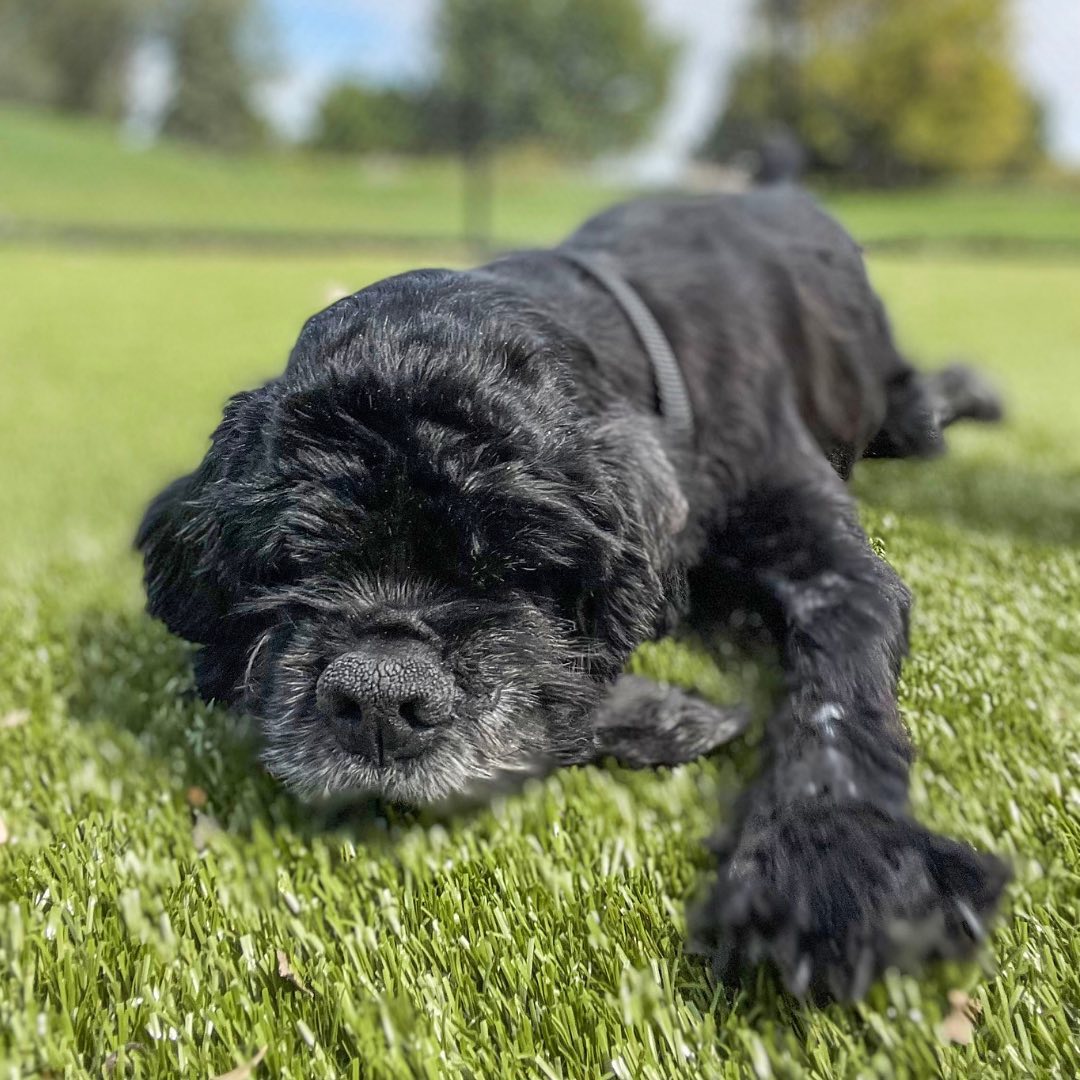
[60,604,772,846]
[855,455,1080,548]
[60,605,405,842]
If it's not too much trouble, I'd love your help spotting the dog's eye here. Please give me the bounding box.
[575,592,598,635]
[466,543,521,589]
[257,545,301,587]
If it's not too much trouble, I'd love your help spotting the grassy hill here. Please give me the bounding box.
[0,105,622,247]
[2,104,1079,250]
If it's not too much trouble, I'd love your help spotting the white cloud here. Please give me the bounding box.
[124,35,174,145]
[258,63,334,142]
[630,0,754,182]
[1014,0,1080,162]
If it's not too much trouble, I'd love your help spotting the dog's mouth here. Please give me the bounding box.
[258,680,559,806]
[248,591,595,805]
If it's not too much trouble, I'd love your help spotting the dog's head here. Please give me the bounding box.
[137,274,687,804]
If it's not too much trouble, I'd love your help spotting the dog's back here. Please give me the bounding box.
[490,188,914,474]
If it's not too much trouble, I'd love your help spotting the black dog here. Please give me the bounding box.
[138,187,1008,1000]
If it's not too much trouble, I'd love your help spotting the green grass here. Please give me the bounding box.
[3,104,1080,251]
[0,105,623,247]
[1,243,1078,1077]
[826,187,1080,247]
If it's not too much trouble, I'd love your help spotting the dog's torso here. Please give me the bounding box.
[278,187,938,638]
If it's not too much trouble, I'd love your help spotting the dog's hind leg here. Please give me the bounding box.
[864,361,1004,462]
[924,360,1004,427]
[589,675,749,768]
[691,445,1008,1000]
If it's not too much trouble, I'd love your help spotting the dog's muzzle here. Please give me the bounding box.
[316,638,455,765]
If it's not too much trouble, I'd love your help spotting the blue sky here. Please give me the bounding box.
[264,0,433,85]
[257,0,1080,167]
[258,0,434,136]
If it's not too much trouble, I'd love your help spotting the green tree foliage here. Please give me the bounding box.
[435,0,675,156]
[0,0,152,116]
[161,0,271,150]
[702,0,1043,182]
[308,83,427,155]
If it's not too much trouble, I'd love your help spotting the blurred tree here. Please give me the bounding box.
[0,0,153,116]
[435,0,674,247]
[308,83,426,155]
[434,0,675,156]
[701,0,1043,183]
[0,1,52,107]
[161,0,271,150]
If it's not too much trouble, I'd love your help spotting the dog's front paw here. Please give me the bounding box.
[692,800,1009,1001]
[592,674,749,768]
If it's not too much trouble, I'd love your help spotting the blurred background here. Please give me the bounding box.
[1,0,1078,253]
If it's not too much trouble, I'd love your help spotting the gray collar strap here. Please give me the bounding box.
[558,249,695,444]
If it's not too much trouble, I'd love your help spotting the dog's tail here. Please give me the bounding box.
[753,128,806,185]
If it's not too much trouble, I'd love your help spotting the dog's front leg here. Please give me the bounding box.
[589,674,749,768]
[694,457,1008,1000]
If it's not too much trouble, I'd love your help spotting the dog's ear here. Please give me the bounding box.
[136,385,278,644]
[577,410,688,671]
[135,471,233,644]
[137,467,274,704]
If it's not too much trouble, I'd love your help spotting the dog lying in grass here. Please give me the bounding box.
[138,187,1008,1001]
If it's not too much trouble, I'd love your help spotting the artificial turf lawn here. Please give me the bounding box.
[1,247,1078,1077]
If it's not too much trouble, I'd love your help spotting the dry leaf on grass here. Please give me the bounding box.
[277,949,315,997]
[212,1046,267,1080]
[938,989,983,1045]
[185,785,208,809]
[103,1042,147,1074]
[1,709,29,729]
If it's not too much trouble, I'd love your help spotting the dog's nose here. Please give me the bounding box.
[316,639,454,764]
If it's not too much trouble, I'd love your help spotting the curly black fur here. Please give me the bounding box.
[138,187,1008,999]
